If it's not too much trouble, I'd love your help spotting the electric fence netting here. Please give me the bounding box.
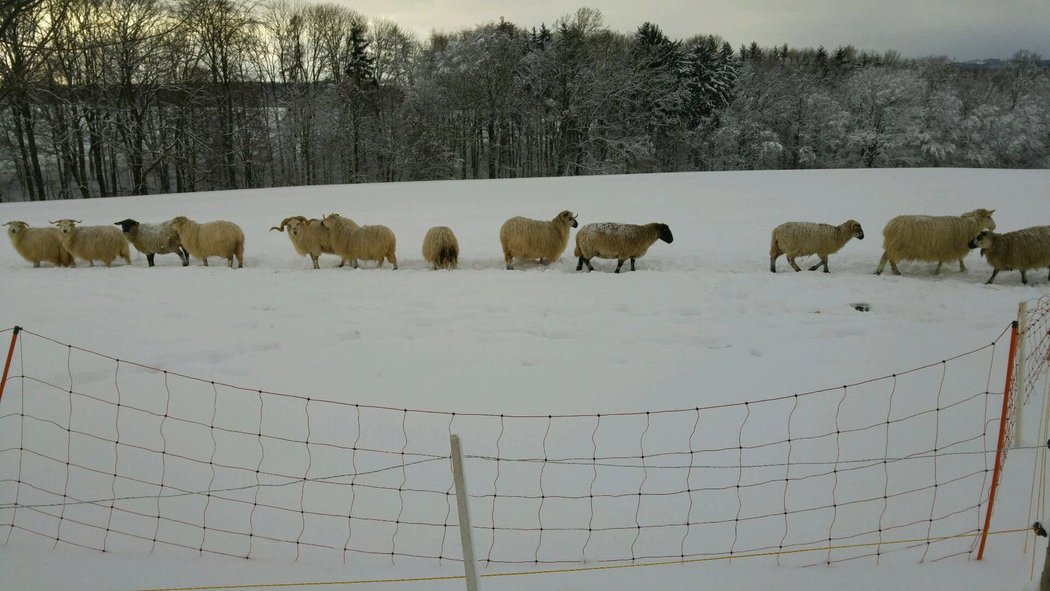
[0,296,1047,572]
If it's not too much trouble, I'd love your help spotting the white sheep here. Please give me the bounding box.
[320,214,397,269]
[170,216,245,268]
[968,226,1050,285]
[500,210,578,270]
[115,218,189,267]
[769,220,864,273]
[422,226,459,270]
[875,208,996,276]
[50,219,131,267]
[270,216,335,269]
[4,221,74,268]
[574,222,673,273]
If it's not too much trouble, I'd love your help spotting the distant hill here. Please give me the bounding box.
[955,58,1050,70]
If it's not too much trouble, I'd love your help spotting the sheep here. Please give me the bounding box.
[422,226,459,270]
[500,210,578,270]
[320,214,397,270]
[968,226,1050,285]
[4,221,74,268]
[114,218,189,267]
[270,215,336,269]
[574,222,673,273]
[769,220,864,273]
[169,216,245,268]
[875,208,996,276]
[50,219,131,267]
[316,213,360,268]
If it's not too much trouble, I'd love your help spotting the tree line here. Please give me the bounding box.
[1,2,1047,202]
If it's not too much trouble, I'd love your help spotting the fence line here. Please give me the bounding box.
[0,298,1047,569]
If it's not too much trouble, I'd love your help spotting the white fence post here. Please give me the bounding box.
[450,434,481,591]
[1015,301,1028,447]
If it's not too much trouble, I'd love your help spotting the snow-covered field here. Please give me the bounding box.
[1,168,1049,590]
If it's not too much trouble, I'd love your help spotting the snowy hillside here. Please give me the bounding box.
[1,168,1049,590]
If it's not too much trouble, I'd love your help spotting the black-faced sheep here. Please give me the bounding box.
[4,221,74,268]
[968,226,1050,285]
[170,216,245,268]
[270,216,335,269]
[320,214,397,270]
[115,219,189,267]
[574,222,673,273]
[50,219,131,267]
[875,209,996,276]
[500,210,578,270]
[769,220,864,273]
[422,226,459,270]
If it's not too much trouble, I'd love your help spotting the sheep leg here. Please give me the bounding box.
[311,255,319,270]
[576,257,584,271]
[227,256,234,268]
[808,256,829,273]
[787,256,802,272]
[504,253,513,270]
[202,258,209,267]
[146,253,155,267]
[958,259,966,272]
[376,258,384,269]
[389,254,398,270]
[933,261,942,275]
[770,254,778,273]
[1020,270,1028,285]
[614,259,625,273]
[985,269,999,284]
[630,258,636,271]
[180,248,190,266]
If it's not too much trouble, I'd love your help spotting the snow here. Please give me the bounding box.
[1,168,1049,590]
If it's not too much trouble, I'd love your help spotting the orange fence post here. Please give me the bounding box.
[0,326,21,407]
[977,320,1020,560]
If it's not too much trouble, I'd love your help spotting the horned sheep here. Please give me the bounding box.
[270,216,335,269]
[422,226,459,270]
[321,214,397,270]
[4,221,74,268]
[875,209,996,276]
[968,226,1050,285]
[115,218,189,267]
[574,222,673,273]
[50,219,131,267]
[769,220,864,273]
[170,216,245,268]
[500,210,578,270]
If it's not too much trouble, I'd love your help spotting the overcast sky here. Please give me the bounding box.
[333,0,1049,61]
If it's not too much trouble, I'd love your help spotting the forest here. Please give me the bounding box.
[1,1,1048,201]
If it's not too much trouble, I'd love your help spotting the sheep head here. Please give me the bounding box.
[844,220,864,240]
[270,216,307,233]
[656,223,674,244]
[4,221,29,238]
[961,209,996,232]
[556,210,579,228]
[320,213,344,229]
[50,219,81,236]
[114,219,140,234]
[969,230,993,250]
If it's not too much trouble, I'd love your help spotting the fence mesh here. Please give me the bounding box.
[0,302,1045,568]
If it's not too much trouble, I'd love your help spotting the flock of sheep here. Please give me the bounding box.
[4,207,1049,284]
[770,208,1050,284]
[2,211,673,275]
